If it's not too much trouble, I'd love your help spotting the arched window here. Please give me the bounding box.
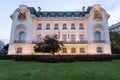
[19,31,25,41]
[71,35,75,42]
[16,47,22,53]
[37,35,42,42]
[97,47,103,53]
[94,31,101,41]
[46,24,50,30]
[62,35,67,42]
[37,24,42,30]
[54,24,58,29]
[71,48,76,53]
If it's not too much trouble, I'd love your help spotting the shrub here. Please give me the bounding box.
[112,54,120,59]
[0,55,13,59]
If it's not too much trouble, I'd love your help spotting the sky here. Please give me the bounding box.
[0,0,120,40]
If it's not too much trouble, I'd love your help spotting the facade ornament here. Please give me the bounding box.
[94,10,102,19]
[18,12,26,19]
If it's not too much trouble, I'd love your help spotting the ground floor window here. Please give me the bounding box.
[97,47,103,53]
[62,48,67,53]
[16,47,22,53]
[80,48,85,53]
[71,48,76,53]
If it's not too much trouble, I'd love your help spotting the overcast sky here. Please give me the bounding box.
[0,0,120,40]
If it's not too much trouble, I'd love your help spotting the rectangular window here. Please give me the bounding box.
[46,24,50,30]
[62,48,67,53]
[71,24,75,29]
[54,24,58,30]
[37,24,42,30]
[71,48,76,53]
[63,24,67,29]
[79,23,84,29]
[80,48,85,53]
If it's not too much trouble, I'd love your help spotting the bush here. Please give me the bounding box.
[112,54,120,59]
[14,54,112,62]
[0,55,13,59]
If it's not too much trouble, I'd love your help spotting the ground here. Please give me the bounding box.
[0,60,120,80]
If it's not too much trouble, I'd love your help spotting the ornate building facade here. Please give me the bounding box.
[8,4,111,55]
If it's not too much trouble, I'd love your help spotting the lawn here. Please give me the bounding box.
[0,60,120,80]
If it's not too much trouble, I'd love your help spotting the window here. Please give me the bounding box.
[37,24,42,30]
[97,47,103,53]
[80,35,84,41]
[37,35,42,42]
[71,24,75,29]
[79,23,84,29]
[19,31,25,41]
[16,47,22,53]
[62,48,67,53]
[54,24,58,29]
[71,35,75,42]
[63,24,67,29]
[95,31,101,41]
[80,48,85,53]
[71,48,76,53]
[62,35,67,42]
[46,24,50,30]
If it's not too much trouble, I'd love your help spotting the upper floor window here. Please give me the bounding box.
[54,24,58,30]
[63,24,67,29]
[80,35,84,41]
[71,35,75,42]
[62,35,67,42]
[71,48,76,53]
[19,31,25,41]
[71,24,75,29]
[37,24,42,30]
[97,47,103,53]
[79,23,84,29]
[46,24,50,30]
[37,34,42,42]
[94,31,101,41]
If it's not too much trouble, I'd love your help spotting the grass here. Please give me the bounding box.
[0,60,120,80]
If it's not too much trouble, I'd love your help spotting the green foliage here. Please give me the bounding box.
[0,44,9,54]
[112,54,120,59]
[0,55,13,59]
[110,32,120,54]
[34,35,63,55]
[0,60,120,80]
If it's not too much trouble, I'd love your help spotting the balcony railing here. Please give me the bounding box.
[14,40,25,43]
[94,40,105,43]
[63,41,87,44]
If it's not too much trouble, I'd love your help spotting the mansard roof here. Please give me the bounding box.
[28,7,92,18]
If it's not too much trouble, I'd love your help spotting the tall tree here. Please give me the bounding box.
[110,32,120,54]
[34,35,64,55]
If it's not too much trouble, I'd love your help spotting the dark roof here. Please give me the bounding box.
[28,7,92,18]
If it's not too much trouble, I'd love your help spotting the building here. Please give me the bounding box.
[8,4,111,55]
[0,40,4,50]
[109,22,120,34]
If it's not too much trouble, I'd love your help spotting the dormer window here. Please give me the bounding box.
[37,24,42,30]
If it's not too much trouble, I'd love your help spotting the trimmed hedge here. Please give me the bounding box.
[0,55,13,59]
[112,54,120,59]
[14,54,112,62]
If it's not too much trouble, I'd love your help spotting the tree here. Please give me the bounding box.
[0,44,9,54]
[110,32,120,54]
[34,35,64,55]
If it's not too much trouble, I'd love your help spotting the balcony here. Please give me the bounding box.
[14,40,25,43]
[63,41,87,44]
[94,40,105,43]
